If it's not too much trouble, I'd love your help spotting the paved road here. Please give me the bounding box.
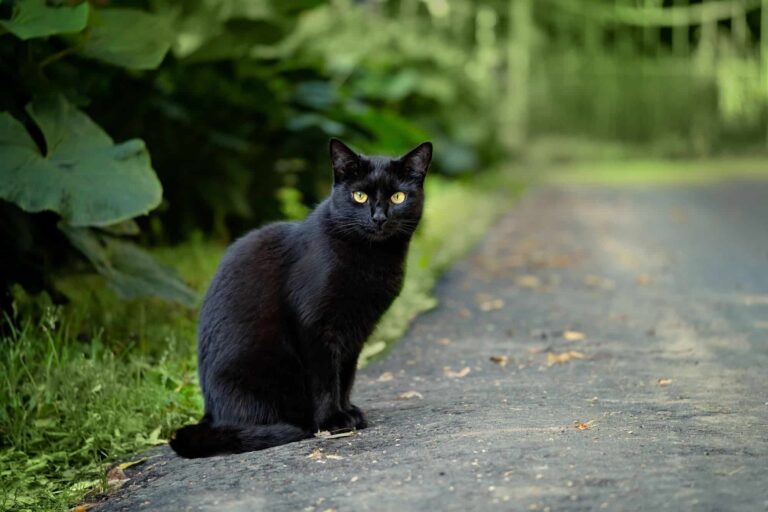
[96,182,768,512]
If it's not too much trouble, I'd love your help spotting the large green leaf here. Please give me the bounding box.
[79,8,174,70]
[184,18,286,62]
[0,0,89,40]
[60,225,198,306]
[0,95,162,227]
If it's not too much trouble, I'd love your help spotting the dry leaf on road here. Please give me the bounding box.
[547,351,585,365]
[583,275,615,290]
[574,420,595,430]
[315,430,355,439]
[657,378,673,386]
[444,366,471,378]
[106,466,129,490]
[562,330,586,342]
[489,355,510,367]
[398,390,424,400]
[636,274,653,286]
[516,275,541,289]
[377,372,394,382]
[307,448,324,460]
[479,298,504,311]
[117,458,148,471]
[307,448,343,462]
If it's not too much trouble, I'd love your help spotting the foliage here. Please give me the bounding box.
[4,0,767,306]
[0,95,160,227]
[0,0,195,306]
[538,155,768,185]
[0,305,201,511]
[1,0,511,306]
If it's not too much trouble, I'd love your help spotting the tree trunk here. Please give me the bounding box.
[673,0,690,56]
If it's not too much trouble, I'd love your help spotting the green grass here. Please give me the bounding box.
[0,173,521,511]
[539,157,768,185]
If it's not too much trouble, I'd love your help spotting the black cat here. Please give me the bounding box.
[170,139,432,458]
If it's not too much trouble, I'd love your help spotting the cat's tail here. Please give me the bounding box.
[169,421,310,458]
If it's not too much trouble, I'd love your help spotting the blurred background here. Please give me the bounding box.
[1,0,767,509]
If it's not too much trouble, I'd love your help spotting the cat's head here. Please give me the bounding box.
[328,139,432,242]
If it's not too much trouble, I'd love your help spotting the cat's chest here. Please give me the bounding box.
[331,260,403,300]
[291,251,403,328]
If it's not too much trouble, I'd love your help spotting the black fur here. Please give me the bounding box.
[170,139,432,458]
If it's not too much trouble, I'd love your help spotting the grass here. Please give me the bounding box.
[538,157,768,185]
[0,172,521,511]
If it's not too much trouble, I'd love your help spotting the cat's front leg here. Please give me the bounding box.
[307,341,357,432]
[339,351,368,430]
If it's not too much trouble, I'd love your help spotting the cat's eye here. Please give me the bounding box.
[352,191,368,203]
[390,191,406,204]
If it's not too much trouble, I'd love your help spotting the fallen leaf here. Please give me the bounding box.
[443,366,471,378]
[489,355,510,367]
[635,274,653,286]
[583,275,615,290]
[315,430,355,439]
[574,420,595,430]
[106,466,128,490]
[350,476,359,482]
[547,351,585,365]
[307,448,324,460]
[435,337,452,345]
[657,378,673,386]
[516,274,541,289]
[325,454,344,460]
[562,330,586,342]
[478,298,504,311]
[742,294,768,305]
[106,466,126,481]
[398,390,424,400]
[377,372,394,382]
[117,458,147,470]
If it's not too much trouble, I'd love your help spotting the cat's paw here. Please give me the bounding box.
[320,409,358,433]
[345,404,368,430]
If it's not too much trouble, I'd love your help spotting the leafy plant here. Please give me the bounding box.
[0,0,193,306]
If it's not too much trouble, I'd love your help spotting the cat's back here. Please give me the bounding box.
[200,221,297,325]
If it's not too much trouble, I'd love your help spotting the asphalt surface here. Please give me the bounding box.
[95,182,768,512]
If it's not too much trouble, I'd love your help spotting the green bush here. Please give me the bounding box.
[1,0,508,308]
[0,0,196,307]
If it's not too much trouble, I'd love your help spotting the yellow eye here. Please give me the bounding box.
[391,191,406,204]
[352,191,368,203]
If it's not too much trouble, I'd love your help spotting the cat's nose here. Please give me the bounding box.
[372,210,387,228]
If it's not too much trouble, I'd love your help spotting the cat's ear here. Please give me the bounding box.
[401,142,433,181]
[329,138,359,182]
